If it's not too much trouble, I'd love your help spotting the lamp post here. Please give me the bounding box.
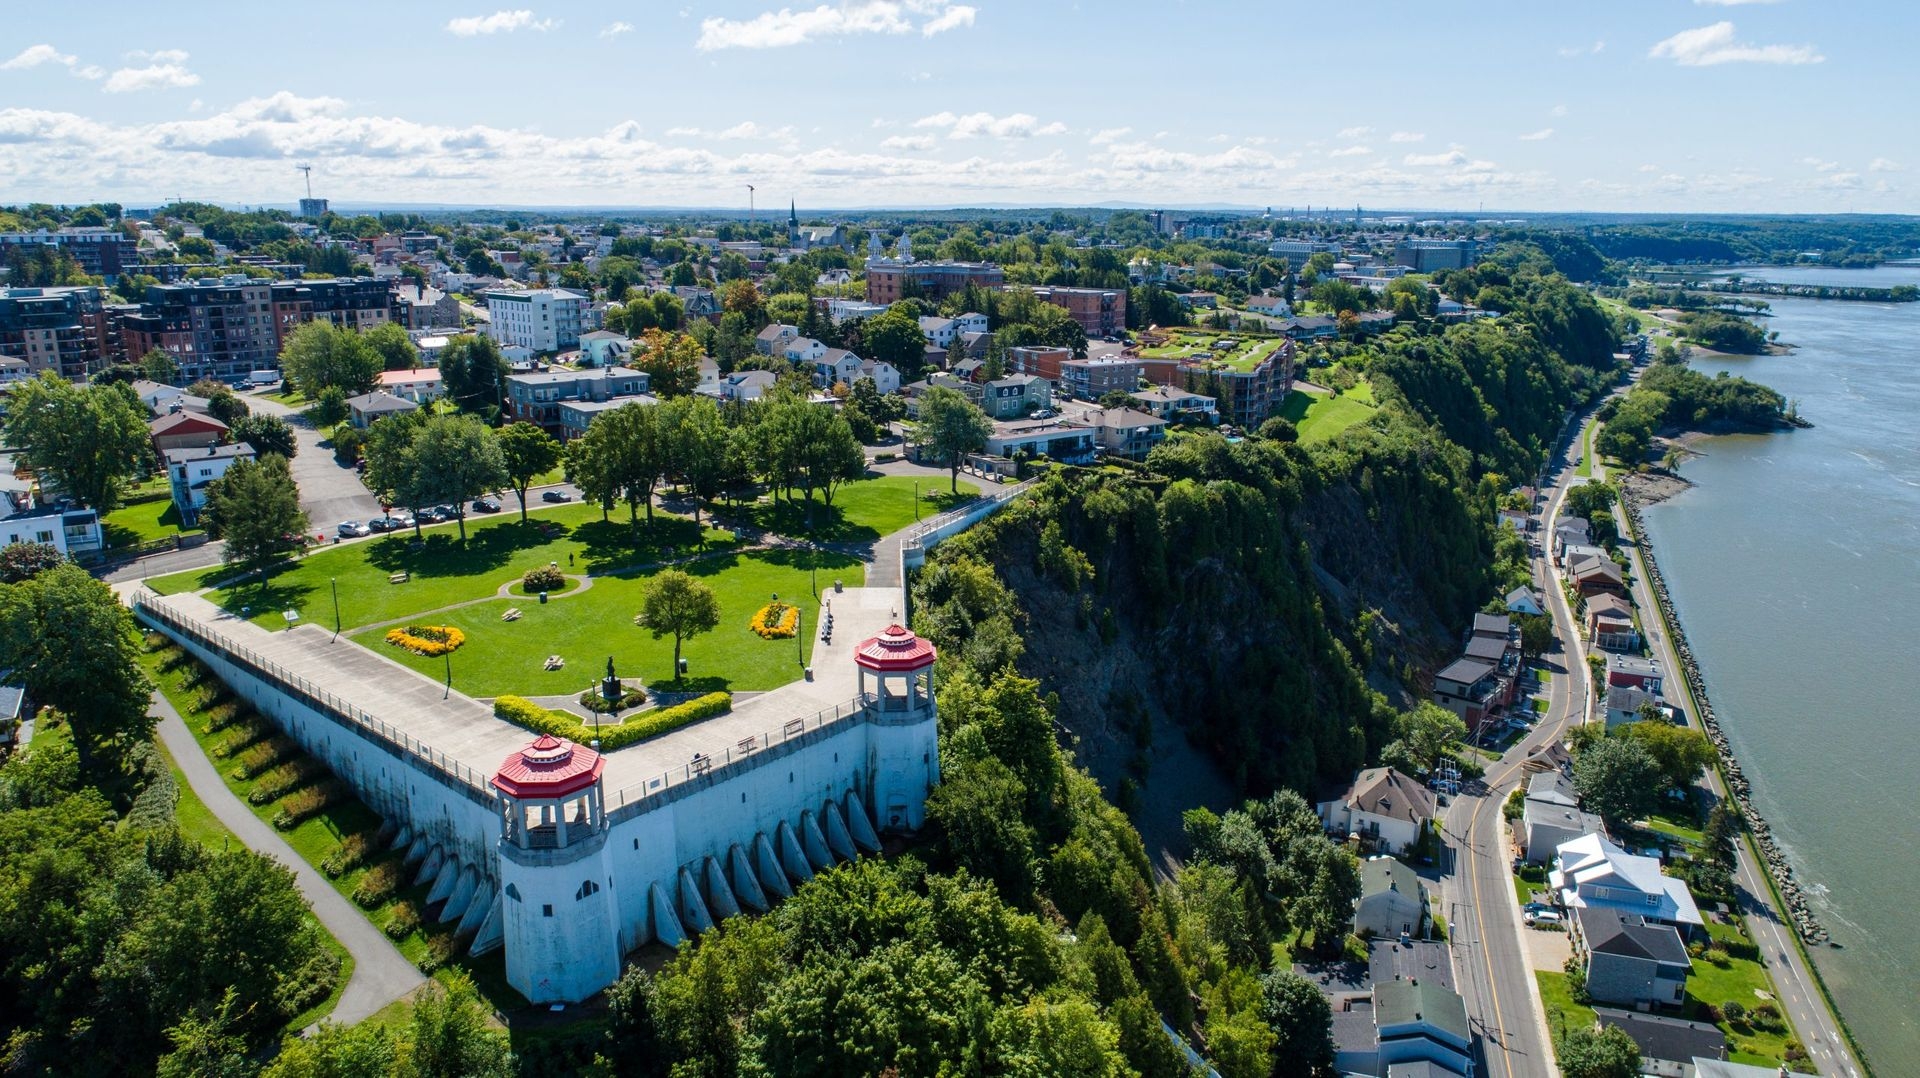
[330,577,341,640]
[442,649,452,699]
[913,479,921,522]
[810,542,817,598]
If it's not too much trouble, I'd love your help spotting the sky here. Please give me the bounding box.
[0,1,1913,214]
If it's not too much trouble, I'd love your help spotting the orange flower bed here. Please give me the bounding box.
[385,624,466,656]
[749,602,799,639]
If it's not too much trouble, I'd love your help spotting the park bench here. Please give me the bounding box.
[388,571,409,584]
[501,608,522,622]
[543,655,565,671]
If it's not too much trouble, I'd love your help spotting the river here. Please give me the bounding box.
[1636,265,1920,1069]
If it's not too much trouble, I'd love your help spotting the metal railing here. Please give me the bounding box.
[605,695,873,811]
[900,479,1036,550]
[134,589,496,803]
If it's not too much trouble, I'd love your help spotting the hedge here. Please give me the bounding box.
[492,691,732,751]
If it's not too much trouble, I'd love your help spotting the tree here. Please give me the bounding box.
[633,328,705,398]
[362,410,430,534]
[364,322,419,371]
[1556,1024,1641,1078]
[0,541,64,583]
[577,401,668,524]
[766,399,864,526]
[1517,613,1554,660]
[863,311,932,381]
[437,334,509,417]
[661,395,731,523]
[1573,736,1663,826]
[201,385,250,426]
[203,455,309,569]
[496,422,562,522]
[1380,702,1467,778]
[1616,720,1715,793]
[409,415,507,540]
[3,373,151,512]
[915,386,993,493]
[1258,969,1335,1076]
[140,349,180,384]
[1702,800,1740,868]
[228,413,298,459]
[399,972,515,1078]
[308,385,350,428]
[635,569,721,678]
[279,321,381,397]
[0,563,154,770]
[599,966,667,1078]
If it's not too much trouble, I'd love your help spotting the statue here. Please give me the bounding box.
[605,656,617,682]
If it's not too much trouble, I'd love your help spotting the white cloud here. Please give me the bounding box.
[600,21,634,38]
[1089,127,1131,145]
[1800,156,1839,172]
[1519,128,1555,141]
[1550,104,1568,117]
[1639,163,1660,172]
[1405,150,1468,167]
[1870,157,1903,173]
[1558,39,1605,57]
[912,111,1065,139]
[1389,131,1425,143]
[1824,171,1861,189]
[697,2,977,50]
[665,121,797,144]
[1649,22,1822,66]
[104,51,200,93]
[1329,145,1371,158]
[1337,125,1373,139]
[1,44,105,80]
[446,10,554,36]
[881,134,934,151]
[665,126,701,137]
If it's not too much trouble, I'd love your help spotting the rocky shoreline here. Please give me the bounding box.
[1619,476,1832,946]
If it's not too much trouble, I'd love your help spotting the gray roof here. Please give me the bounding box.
[1464,635,1509,663]
[163,443,257,465]
[344,391,418,413]
[1578,907,1690,965]
[1386,1062,1463,1078]
[1472,613,1511,638]
[1369,938,1454,991]
[1594,1007,1725,1066]
[507,365,643,387]
[1436,657,1495,685]
[1606,685,1661,713]
[1374,980,1470,1043]
[1526,770,1579,806]
[1342,767,1437,826]
[1361,857,1423,901]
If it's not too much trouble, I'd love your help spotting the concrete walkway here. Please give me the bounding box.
[150,688,426,1025]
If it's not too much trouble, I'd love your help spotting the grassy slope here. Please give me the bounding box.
[104,497,201,546]
[1278,383,1379,444]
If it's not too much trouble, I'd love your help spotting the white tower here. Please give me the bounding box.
[895,231,913,263]
[853,624,941,832]
[491,734,619,1004]
[868,230,885,260]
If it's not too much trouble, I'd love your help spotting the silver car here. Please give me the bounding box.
[337,520,371,538]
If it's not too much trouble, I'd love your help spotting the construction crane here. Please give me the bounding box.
[296,164,314,199]
[746,184,755,223]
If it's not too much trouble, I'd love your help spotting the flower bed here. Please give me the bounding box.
[749,601,799,639]
[494,691,732,751]
[384,624,466,656]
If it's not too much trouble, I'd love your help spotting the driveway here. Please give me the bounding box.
[245,391,386,532]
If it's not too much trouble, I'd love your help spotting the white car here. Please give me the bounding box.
[337,520,371,538]
[1525,910,1563,927]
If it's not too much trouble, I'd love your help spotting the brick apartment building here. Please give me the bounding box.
[1029,286,1127,338]
[0,286,112,379]
[1007,345,1070,381]
[864,261,1004,305]
[118,277,278,382]
[269,277,395,341]
[1058,357,1144,400]
[0,227,132,280]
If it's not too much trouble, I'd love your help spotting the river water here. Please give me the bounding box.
[1636,265,1920,1068]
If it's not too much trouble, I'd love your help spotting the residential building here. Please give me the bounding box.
[1007,345,1070,381]
[395,282,462,331]
[717,369,777,402]
[577,330,632,369]
[1606,652,1664,696]
[1373,980,1473,1078]
[1432,657,1506,736]
[1394,238,1479,273]
[1354,857,1427,938]
[346,390,420,429]
[1551,516,1591,562]
[755,323,799,355]
[1605,685,1673,728]
[979,374,1051,419]
[0,226,131,279]
[1593,1009,1724,1075]
[1068,406,1167,460]
[917,316,956,348]
[485,289,587,353]
[269,277,396,344]
[1693,1060,1795,1078]
[1245,293,1293,318]
[864,260,1003,305]
[1268,238,1340,260]
[558,395,660,441]
[1586,593,1640,651]
[1318,767,1436,855]
[858,358,901,395]
[1058,357,1144,400]
[821,298,889,323]
[809,348,863,389]
[149,410,228,455]
[164,442,257,527]
[1520,771,1604,864]
[0,355,26,385]
[376,367,445,404]
[1551,832,1702,931]
[1128,385,1218,422]
[0,476,101,557]
[118,276,277,381]
[1568,553,1627,597]
[782,337,828,364]
[1505,586,1546,617]
[505,366,651,434]
[1029,286,1127,338]
[671,285,720,321]
[1572,907,1690,1010]
[982,417,1096,465]
[0,285,112,378]
[1176,340,1294,429]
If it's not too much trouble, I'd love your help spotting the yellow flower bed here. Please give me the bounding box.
[385,624,466,656]
[749,601,798,639]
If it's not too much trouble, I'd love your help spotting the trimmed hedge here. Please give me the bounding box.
[493,691,732,751]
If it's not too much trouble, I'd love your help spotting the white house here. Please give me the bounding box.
[809,348,864,389]
[858,359,901,396]
[720,370,777,402]
[0,355,29,385]
[376,368,445,404]
[1354,857,1427,938]
[782,337,828,364]
[1317,767,1436,856]
[1245,294,1292,318]
[578,330,632,369]
[1505,586,1546,617]
[1520,771,1605,864]
[755,323,800,355]
[1551,832,1702,931]
[0,474,101,557]
[164,442,257,527]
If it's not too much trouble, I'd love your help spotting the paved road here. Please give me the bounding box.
[150,686,426,1025]
[243,391,386,531]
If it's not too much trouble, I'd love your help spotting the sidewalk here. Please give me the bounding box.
[150,689,425,1025]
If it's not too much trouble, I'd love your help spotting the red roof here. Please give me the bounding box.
[491,734,604,798]
[853,623,937,672]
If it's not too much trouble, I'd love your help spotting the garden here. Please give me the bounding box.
[1138,330,1289,373]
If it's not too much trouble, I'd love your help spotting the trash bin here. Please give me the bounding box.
[539,590,548,604]
[678,658,688,676]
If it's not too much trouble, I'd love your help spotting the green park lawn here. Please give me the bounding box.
[1687,919,1799,1064]
[749,475,976,544]
[1138,330,1287,372]
[103,496,200,547]
[1278,384,1379,444]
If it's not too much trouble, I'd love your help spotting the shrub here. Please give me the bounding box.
[157,647,195,673]
[493,692,732,751]
[523,565,566,592]
[199,700,250,735]
[212,717,270,757]
[322,833,376,878]
[250,758,326,805]
[275,780,346,829]
[143,631,169,652]
[1700,1002,1723,1023]
[418,931,457,974]
[177,659,212,688]
[578,686,648,714]
[1720,1000,1746,1024]
[353,860,404,908]
[749,601,799,639]
[385,901,422,940]
[278,946,343,1019]
[384,624,465,657]
[231,736,297,780]
[189,682,231,712]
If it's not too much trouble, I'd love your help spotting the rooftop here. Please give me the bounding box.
[507,365,644,387]
[1576,906,1690,966]
[162,442,256,464]
[1374,979,1470,1043]
[1341,767,1436,826]
[1594,1007,1725,1067]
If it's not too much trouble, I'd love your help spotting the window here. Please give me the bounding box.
[505,883,522,902]
[542,903,553,917]
[576,879,600,900]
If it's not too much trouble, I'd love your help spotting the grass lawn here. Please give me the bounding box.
[1531,697,1550,713]
[1688,918,1799,1063]
[1643,811,1705,849]
[1513,863,1549,906]
[1139,331,1287,372]
[1537,970,1598,1049]
[1576,416,1600,478]
[748,474,976,545]
[103,496,200,547]
[1278,382,1378,444]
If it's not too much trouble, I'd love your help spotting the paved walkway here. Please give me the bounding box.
[150,688,425,1025]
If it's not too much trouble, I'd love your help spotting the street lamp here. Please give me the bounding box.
[330,577,341,640]
[443,649,452,699]
[913,479,921,522]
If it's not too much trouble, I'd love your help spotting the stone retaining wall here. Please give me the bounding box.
[1620,480,1830,945]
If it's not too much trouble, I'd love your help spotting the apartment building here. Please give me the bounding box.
[269,277,396,342]
[0,286,111,379]
[118,276,277,381]
[0,227,132,280]
[1393,238,1479,273]
[486,289,587,353]
[864,261,1003,305]
[1058,357,1143,400]
[1029,286,1126,338]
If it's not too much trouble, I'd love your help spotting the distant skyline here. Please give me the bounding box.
[0,1,1912,214]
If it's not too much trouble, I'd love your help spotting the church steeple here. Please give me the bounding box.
[788,200,800,247]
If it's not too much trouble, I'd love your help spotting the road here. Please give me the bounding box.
[150,686,425,1025]
[242,391,387,531]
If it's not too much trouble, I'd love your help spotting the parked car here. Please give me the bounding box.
[542,489,573,503]
[415,506,447,523]
[337,520,370,538]
[432,504,458,520]
[388,510,415,528]
[1523,902,1553,917]
[471,497,501,513]
[1525,910,1563,927]
[367,516,395,533]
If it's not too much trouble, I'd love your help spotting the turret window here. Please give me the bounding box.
[576,879,600,901]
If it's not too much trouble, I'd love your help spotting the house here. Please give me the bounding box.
[1606,652,1664,696]
[1245,294,1292,318]
[557,395,660,441]
[981,417,1096,466]
[0,476,101,557]
[1572,907,1690,1010]
[131,378,186,412]
[1354,857,1427,938]
[577,330,632,369]
[805,347,861,390]
[917,316,957,348]
[1520,771,1604,864]
[1593,1009,1725,1076]
[1129,385,1218,423]
[1497,508,1531,533]
[1692,1060,1794,1078]
[1281,315,1339,341]
[1432,657,1505,735]
[951,329,992,362]
[1318,767,1436,855]
[148,410,228,455]
[1551,832,1702,931]
[857,358,901,395]
[719,369,777,402]
[1505,587,1545,617]
[1562,541,1609,569]
[505,366,651,435]
[376,367,445,404]
[164,442,257,526]
[980,374,1051,420]
[1552,517,1592,562]
[1586,593,1639,651]
[1605,685,1674,728]
[782,337,828,364]
[1373,980,1473,1077]
[814,268,852,287]
[948,357,985,383]
[345,390,420,428]
[1568,554,1627,597]
[754,323,799,355]
[1057,357,1144,400]
[1067,406,1167,460]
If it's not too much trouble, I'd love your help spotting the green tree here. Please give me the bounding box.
[1573,736,1663,826]
[155,990,253,1078]
[766,398,865,526]
[279,321,381,397]
[200,384,251,426]
[0,563,154,770]
[228,413,298,459]
[203,455,309,569]
[308,385,349,428]
[1380,701,1467,778]
[1258,969,1336,1076]
[660,395,730,523]
[1702,800,1740,868]
[436,334,510,416]
[3,373,151,512]
[1616,720,1715,793]
[633,328,705,398]
[409,415,507,540]
[1517,613,1554,660]
[915,385,993,493]
[260,1021,398,1077]
[582,401,668,524]
[495,421,562,522]
[0,541,63,583]
[927,749,1037,899]
[598,966,667,1078]
[398,971,514,1078]
[635,569,722,678]
[1557,1024,1641,1078]
[140,349,180,384]
[862,310,932,381]
[365,322,419,371]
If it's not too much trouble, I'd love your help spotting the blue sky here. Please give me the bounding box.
[0,1,1912,212]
